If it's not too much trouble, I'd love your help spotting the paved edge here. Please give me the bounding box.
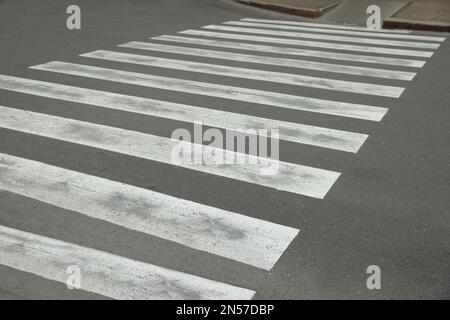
[383,18,450,32]
[234,0,342,18]
[383,1,450,33]
[233,0,450,32]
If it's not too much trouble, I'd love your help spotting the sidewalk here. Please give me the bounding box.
[384,0,450,32]
[235,0,450,32]
[321,0,409,26]
[235,0,341,18]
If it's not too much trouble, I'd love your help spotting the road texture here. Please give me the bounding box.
[0,0,449,299]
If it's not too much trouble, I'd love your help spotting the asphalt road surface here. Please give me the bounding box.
[0,0,448,299]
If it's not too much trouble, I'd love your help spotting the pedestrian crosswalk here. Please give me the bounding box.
[0,106,340,198]
[239,18,416,33]
[0,17,445,299]
[223,21,441,48]
[0,225,255,299]
[236,19,446,41]
[185,27,435,57]
[119,41,417,80]
[0,75,366,152]
[29,61,389,120]
[79,50,405,97]
[151,35,427,67]
[0,152,299,271]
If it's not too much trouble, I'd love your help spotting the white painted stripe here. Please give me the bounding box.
[201,26,434,57]
[0,225,255,299]
[238,19,446,42]
[81,50,405,97]
[0,75,367,153]
[241,18,413,34]
[0,152,300,271]
[0,106,341,199]
[29,62,389,121]
[120,41,416,81]
[223,22,440,49]
[154,35,426,68]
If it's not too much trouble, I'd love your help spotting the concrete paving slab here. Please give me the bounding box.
[318,0,409,26]
[235,0,342,18]
[384,0,450,32]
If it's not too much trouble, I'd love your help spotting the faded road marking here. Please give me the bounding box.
[0,153,299,270]
[81,49,405,97]
[29,62,388,121]
[0,225,255,299]
[200,25,434,57]
[240,18,413,33]
[121,41,416,80]
[239,19,445,41]
[0,75,367,152]
[153,35,426,68]
[223,22,441,49]
[0,107,341,198]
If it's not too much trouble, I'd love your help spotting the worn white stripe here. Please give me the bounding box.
[201,26,434,57]
[223,22,440,49]
[0,75,367,153]
[0,152,300,271]
[81,50,404,97]
[120,41,416,81]
[29,62,389,121]
[241,18,413,33]
[0,106,341,199]
[153,35,426,68]
[0,225,255,299]
[236,20,446,42]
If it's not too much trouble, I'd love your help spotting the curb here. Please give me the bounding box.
[383,18,450,32]
[235,0,341,18]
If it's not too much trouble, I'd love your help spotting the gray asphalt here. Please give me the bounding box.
[0,0,449,299]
